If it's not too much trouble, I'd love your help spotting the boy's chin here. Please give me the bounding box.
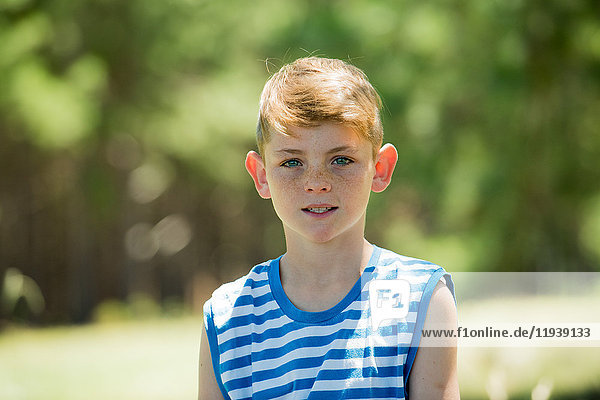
[283,227,336,245]
[299,229,351,246]
[306,235,337,245]
[283,220,365,247]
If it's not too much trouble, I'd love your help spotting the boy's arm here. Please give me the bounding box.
[198,324,225,400]
[407,281,460,400]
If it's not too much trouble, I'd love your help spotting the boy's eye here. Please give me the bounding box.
[332,157,353,166]
[281,159,302,168]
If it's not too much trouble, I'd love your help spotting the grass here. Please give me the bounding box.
[0,317,202,400]
[457,295,600,399]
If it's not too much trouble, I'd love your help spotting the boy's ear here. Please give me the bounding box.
[245,151,271,199]
[371,143,398,193]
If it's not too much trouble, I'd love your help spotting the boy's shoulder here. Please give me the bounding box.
[376,246,443,273]
[372,248,451,296]
[204,258,274,313]
[374,247,454,302]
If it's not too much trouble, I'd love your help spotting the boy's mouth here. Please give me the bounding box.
[302,206,338,214]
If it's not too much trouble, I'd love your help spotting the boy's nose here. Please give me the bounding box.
[304,171,331,193]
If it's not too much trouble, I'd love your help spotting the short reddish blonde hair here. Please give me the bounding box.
[256,57,383,155]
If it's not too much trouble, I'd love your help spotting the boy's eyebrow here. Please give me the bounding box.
[274,146,359,155]
[327,145,358,154]
[274,148,303,155]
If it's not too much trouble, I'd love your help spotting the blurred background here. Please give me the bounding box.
[1,0,599,398]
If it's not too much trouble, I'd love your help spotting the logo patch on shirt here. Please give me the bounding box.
[369,279,410,330]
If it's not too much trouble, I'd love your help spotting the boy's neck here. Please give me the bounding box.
[279,234,373,312]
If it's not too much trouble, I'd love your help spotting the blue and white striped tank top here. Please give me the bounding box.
[203,245,454,400]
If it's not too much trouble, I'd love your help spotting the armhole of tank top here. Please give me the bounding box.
[403,268,455,398]
[204,302,232,400]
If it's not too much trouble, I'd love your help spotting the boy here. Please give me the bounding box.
[199,57,459,399]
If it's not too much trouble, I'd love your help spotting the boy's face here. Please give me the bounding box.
[246,122,397,246]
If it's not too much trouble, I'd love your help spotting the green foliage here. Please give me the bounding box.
[92,292,183,323]
[1,268,45,319]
